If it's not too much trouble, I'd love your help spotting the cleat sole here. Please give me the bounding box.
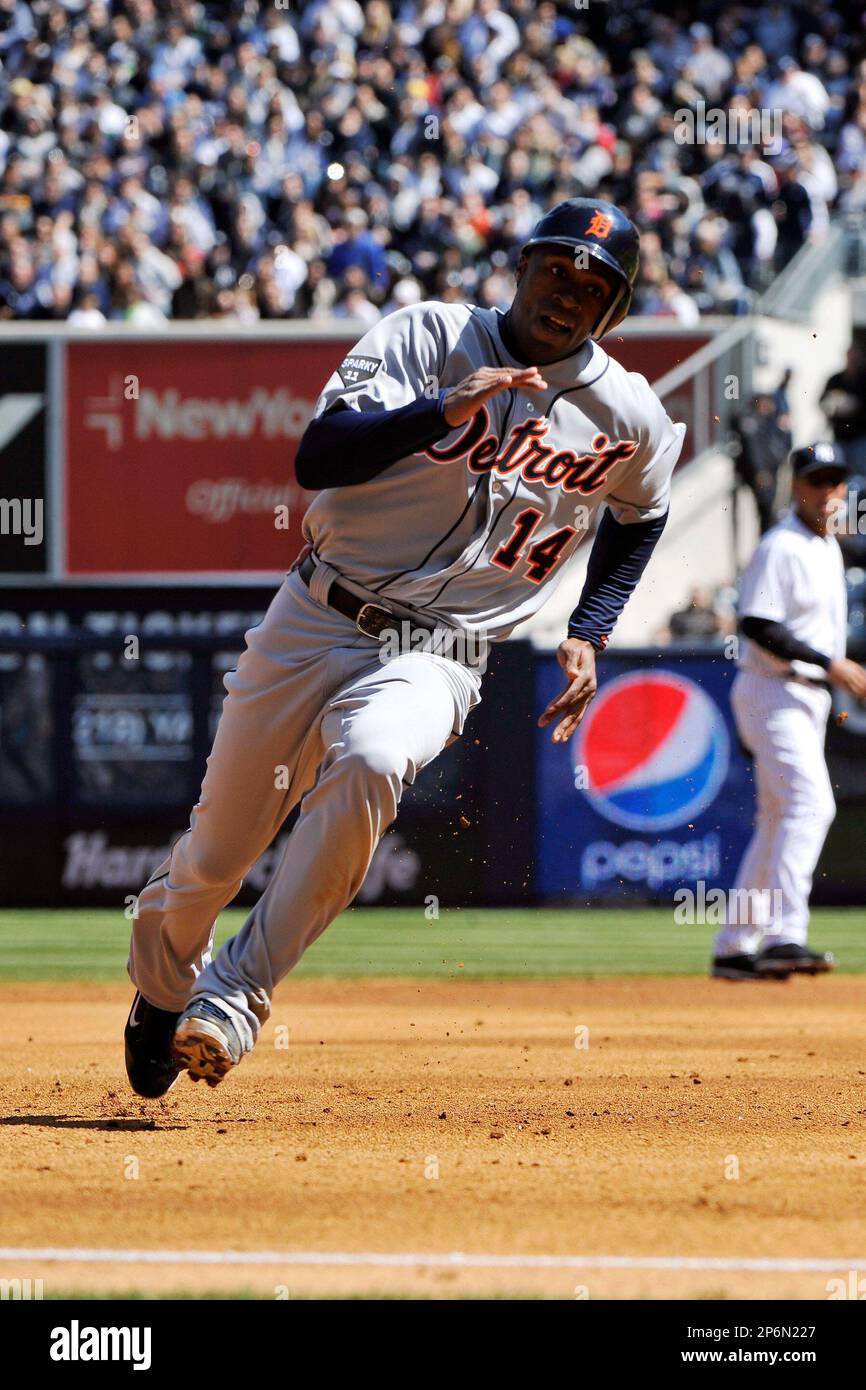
[173,1018,238,1088]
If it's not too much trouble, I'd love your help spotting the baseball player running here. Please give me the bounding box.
[712,443,866,980]
[124,199,685,1095]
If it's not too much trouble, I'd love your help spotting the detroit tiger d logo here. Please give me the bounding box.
[586,210,614,238]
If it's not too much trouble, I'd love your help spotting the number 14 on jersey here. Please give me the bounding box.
[491,507,577,584]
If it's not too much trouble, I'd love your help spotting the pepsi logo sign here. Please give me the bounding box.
[575,671,730,832]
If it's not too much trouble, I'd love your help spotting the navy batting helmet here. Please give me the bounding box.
[521,198,640,339]
[790,441,848,480]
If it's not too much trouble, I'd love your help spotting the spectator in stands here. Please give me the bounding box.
[0,1,861,325]
[657,588,729,645]
[684,24,733,104]
[729,389,792,534]
[837,70,866,186]
[785,115,837,208]
[326,208,388,295]
[765,55,831,131]
[753,5,798,64]
[684,217,751,316]
[821,345,866,473]
[0,251,46,319]
[654,276,701,325]
[701,146,777,291]
[770,153,815,270]
[68,288,107,327]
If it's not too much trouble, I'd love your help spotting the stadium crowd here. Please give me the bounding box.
[1,0,865,325]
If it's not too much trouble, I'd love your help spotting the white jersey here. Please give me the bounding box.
[737,509,847,680]
[302,301,686,640]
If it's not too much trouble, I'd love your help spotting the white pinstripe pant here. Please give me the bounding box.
[713,670,835,959]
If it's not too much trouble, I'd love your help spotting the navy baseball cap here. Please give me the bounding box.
[790,442,849,480]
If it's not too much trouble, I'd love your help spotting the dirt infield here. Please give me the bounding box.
[1,977,865,1300]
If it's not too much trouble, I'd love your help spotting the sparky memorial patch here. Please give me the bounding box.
[338,355,382,388]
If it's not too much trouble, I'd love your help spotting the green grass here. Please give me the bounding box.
[0,907,863,982]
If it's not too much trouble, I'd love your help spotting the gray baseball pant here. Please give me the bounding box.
[128,570,481,1050]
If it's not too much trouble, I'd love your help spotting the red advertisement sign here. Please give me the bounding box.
[610,331,710,380]
[64,339,344,577]
[612,332,711,469]
[63,331,709,578]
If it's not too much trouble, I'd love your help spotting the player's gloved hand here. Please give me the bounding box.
[827,657,866,700]
[443,366,548,427]
[538,637,598,744]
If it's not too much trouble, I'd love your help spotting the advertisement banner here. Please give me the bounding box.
[535,650,754,902]
[609,332,710,470]
[63,340,341,576]
[61,331,707,579]
[614,332,710,382]
[0,342,47,574]
[0,818,478,910]
[0,584,489,905]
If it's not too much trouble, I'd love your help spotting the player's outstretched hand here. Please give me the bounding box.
[443,366,548,427]
[827,657,866,700]
[538,637,598,744]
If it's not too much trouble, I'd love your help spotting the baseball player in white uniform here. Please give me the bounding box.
[712,442,866,980]
[124,199,685,1095]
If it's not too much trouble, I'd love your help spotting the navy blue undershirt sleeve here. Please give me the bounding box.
[739,615,832,670]
[567,508,668,650]
[294,390,454,489]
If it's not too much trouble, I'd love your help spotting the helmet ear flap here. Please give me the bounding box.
[591,283,632,340]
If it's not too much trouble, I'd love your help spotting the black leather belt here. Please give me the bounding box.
[298,552,438,644]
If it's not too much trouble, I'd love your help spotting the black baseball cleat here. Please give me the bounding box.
[124,991,182,1098]
[757,943,836,976]
[711,953,790,981]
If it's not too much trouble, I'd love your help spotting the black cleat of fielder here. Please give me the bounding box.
[757,943,836,976]
[124,991,182,1098]
[711,953,790,981]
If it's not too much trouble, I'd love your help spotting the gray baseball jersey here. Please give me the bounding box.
[302,302,686,639]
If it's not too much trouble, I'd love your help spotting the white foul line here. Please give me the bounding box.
[0,1249,864,1272]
